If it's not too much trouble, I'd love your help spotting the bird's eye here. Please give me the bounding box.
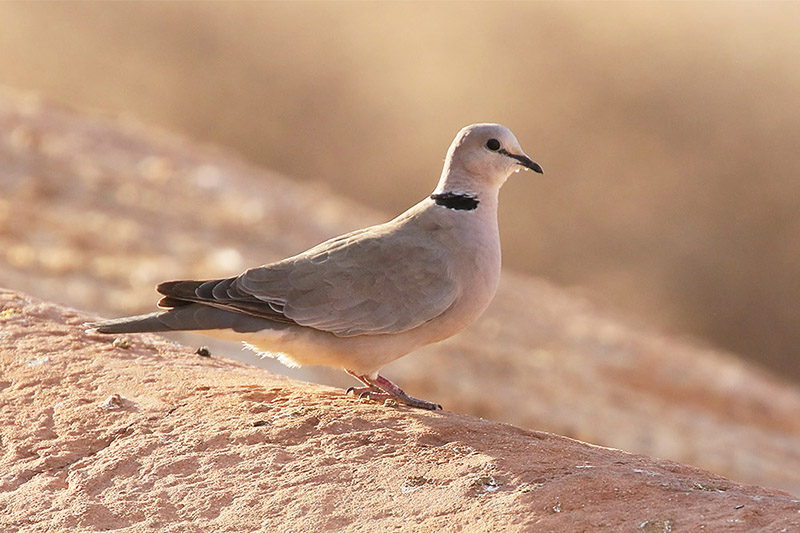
[486,138,501,151]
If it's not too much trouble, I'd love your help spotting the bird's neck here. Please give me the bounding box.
[432,169,500,212]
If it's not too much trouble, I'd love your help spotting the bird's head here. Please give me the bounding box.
[441,123,542,192]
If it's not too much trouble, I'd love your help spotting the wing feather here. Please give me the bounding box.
[157,222,458,337]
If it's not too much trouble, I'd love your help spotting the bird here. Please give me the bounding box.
[85,123,543,410]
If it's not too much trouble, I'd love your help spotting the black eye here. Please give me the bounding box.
[486,138,501,151]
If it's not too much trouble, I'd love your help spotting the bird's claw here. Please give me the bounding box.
[345,372,443,411]
[358,390,389,401]
[344,386,441,410]
[398,397,442,411]
[346,385,382,397]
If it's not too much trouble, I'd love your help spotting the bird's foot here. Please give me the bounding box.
[345,372,442,411]
[345,385,383,398]
[386,391,442,411]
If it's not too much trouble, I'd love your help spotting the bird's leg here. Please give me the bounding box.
[372,375,442,410]
[344,370,383,398]
[345,371,442,411]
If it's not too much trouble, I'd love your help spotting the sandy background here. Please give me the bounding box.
[1,91,800,499]
[0,2,798,380]
[2,4,800,526]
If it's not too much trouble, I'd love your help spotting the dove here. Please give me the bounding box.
[86,123,543,410]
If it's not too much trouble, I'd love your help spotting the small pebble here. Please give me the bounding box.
[112,338,131,349]
[472,476,502,493]
[99,394,125,410]
[196,346,212,357]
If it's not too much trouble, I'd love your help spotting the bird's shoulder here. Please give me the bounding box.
[252,201,452,275]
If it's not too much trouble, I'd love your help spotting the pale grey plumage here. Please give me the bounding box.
[86,123,542,409]
[237,216,458,336]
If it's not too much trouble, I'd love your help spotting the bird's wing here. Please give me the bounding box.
[158,225,459,337]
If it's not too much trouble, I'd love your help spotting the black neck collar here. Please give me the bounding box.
[430,192,479,211]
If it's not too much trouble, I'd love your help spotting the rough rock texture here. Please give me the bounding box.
[2,88,800,496]
[1,290,799,532]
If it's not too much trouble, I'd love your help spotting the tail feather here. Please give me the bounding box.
[84,304,284,335]
[156,279,208,308]
[84,312,171,334]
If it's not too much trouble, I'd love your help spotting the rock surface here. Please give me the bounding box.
[1,88,800,497]
[1,289,799,532]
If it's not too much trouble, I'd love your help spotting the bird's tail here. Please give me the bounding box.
[84,312,172,334]
[84,305,279,335]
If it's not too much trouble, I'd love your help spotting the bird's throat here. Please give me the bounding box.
[430,192,479,211]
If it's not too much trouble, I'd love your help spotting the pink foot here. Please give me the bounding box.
[344,385,384,398]
[345,371,442,411]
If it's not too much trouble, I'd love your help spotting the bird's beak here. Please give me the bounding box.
[500,149,543,174]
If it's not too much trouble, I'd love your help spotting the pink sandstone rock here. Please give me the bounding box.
[2,89,800,498]
[1,290,799,531]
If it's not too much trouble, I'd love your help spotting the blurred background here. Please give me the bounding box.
[1,2,798,380]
